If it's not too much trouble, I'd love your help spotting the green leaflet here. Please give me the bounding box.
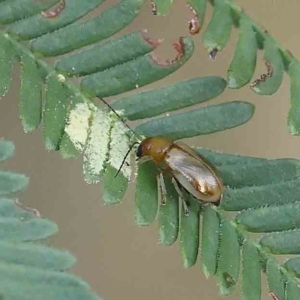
[20,54,42,133]
[236,202,300,232]
[180,197,200,268]
[286,280,300,300]
[135,160,158,226]
[0,218,58,242]
[260,229,300,254]
[136,101,254,140]
[241,242,261,300]
[0,262,99,300]
[158,177,179,246]
[43,73,69,151]
[187,0,207,29]
[221,178,300,211]
[288,61,300,135]
[227,16,258,89]
[202,0,233,52]
[201,205,220,278]
[0,171,29,196]
[267,260,285,300]
[9,0,105,40]
[0,241,75,271]
[31,0,144,56]
[153,0,173,15]
[251,35,284,95]
[284,257,300,277]
[0,0,59,24]
[0,34,13,98]
[0,198,36,219]
[81,37,194,98]
[0,140,14,162]
[113,76,227,120]
[56,30,157,77]
[217,218,240,295]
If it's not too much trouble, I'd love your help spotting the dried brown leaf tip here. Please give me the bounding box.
[41,0,65,18]
[150,0,157,15]
[250,60,273,88]
[269,292,280,300]
[186,4,201,35]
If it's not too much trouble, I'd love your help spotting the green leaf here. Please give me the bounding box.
[286,280,300,300]
[267,259,285,300]
[227,16,258,89]
[43,73,69,150]
[0,262,99,300]
[284,257,300,277]
[136,101,254,140]
[55,30,157,77]
[0,34,13,98]
[31,0,144,56]
[242,242,261,300]
[180,197,200,268]
[0,241,76,271]
[288,61,300,135]
[0,0,59,24]
[135,161,158,226]
[154,0,173,15]
[0,198,37,219]
[0,171,29,196]
[0,139,14,162]
[20,54,42,133]
[201,205,220,278]
[9,0,106,40]
[158,177,179,246]
[221,178,300,211]
[236,202,300,232]
[187,0,207,29]
[202,0,233,52]
[81,37,194,98]
[251,35,284,95]
[0,218,58,242]
[217,218,240,295]
[113,76,227,120]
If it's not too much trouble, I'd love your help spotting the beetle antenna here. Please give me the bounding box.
[97,96,142,142]
[115,142,139,178]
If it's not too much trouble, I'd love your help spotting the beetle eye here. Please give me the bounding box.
[136,145,142,158]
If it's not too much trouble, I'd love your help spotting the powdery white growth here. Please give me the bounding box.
[65,103,91,151]
[109,120,132,179]
[83,109,111,183]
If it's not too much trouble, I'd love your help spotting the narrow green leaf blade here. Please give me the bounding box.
[158,177,179,246]
[286,280,300,300]
[221,178,300,211]
[136,101,254,140]
[284,257,300,277]
[0,198,35,219]
[201,205,220,278]
[187,0,207,29]
[0,241,75,271]
[135,161,158,226]
[20,54,42,133]
[217,219,240,295]
[227,17,258,89]
[0,0,59,24]
[44,73,69,151]
[0,139,14,162]
[0,172,29,196]
[9,0,105,40]
[242,242,261,300]
[0,218,58,242]
[180,197,200,268]
[81,37,194,98]
[251,36,284,95]
[236,202,300,232]
[113,76,227,120]
[288,61,300,135]
[56,30,157,77]
[153,0,173,15]
[0,34,13,98]
[267,260,285,300]
[31,0,144,56]
[261,229,300,254]
[202,0,233,52]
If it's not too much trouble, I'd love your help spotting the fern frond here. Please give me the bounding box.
[0,139,99,299]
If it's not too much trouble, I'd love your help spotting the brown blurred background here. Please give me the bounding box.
[1,0,300,299]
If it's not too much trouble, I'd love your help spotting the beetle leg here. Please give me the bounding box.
[157,172,167,206]
[171,178,189,216]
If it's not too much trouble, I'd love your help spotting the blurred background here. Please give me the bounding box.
[1,0,300,299]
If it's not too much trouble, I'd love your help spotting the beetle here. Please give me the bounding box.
[135,136,225,215]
